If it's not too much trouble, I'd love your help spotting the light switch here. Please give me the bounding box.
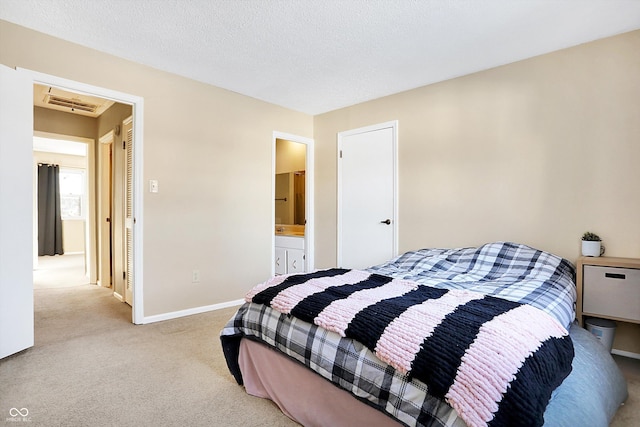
[149,179,159,193]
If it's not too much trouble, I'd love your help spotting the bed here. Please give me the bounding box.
[220,242,628,427]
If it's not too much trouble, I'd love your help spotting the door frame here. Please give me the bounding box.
[98,130,114,289]
[22,68,145,324]
[32,131,94,277]
[337,120,399,267]
[272,131,314,274]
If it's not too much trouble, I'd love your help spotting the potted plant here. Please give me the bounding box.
[582,232,604,257]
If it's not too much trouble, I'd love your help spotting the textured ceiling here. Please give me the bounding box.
[1,0,639,115]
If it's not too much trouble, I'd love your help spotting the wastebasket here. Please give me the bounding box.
[585,317,617,352]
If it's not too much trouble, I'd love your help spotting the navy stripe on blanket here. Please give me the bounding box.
[252,268,349,306]
[411,295,521,398]
[291,273,393,324]
[490,335,574,427]
[346,286,449,351]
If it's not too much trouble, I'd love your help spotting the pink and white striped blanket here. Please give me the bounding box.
[246,269,574,427]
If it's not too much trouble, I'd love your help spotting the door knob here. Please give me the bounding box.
[380,219,391,225]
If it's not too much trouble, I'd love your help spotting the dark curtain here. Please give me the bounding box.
[38,164,64,256]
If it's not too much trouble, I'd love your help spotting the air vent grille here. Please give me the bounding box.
[46,95,98,113]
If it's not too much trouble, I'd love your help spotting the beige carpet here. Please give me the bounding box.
[1,283,638,426]
[612,355,640,426]
[33,254,89,289]
[1,285,298,426]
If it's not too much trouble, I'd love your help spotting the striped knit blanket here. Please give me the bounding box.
[246,269,574,427]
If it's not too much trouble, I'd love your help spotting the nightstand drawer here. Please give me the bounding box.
[583,265,640,322]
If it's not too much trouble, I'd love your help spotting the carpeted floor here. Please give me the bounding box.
[1,264,638,426]
[1,284,298,426]
[33,254,89,289]
[612,355,640,426]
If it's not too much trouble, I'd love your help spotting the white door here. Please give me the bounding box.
[0,65,34,358]
[123,117,134,305]
[338,121,398,269]
[112,121,126,301]
[112,117,134,305]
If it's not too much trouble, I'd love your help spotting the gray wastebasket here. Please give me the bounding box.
[585,317,617,352]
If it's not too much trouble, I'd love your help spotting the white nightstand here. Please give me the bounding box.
[576,256,640,357]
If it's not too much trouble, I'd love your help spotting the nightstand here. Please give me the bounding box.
[576,256,640,356]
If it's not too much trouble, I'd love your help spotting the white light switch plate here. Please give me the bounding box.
[149,179,159,193]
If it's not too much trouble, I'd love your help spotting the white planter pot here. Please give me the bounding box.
[582,241,602,257]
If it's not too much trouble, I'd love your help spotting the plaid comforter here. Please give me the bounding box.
[368,242,576,328]
[220,242,577,427]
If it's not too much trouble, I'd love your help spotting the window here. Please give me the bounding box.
[59,169,85,220]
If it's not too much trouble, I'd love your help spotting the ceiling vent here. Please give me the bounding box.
[34,84,116,118]
[45,94,98,113]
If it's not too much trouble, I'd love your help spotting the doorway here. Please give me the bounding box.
[33,135,91,290]
[1,67,144,358]
[337,121,398,269]
[273,132,314,275]
[28,69,144,324]
[32,85,134,306]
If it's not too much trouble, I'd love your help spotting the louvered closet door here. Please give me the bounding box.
[123,117,134,305]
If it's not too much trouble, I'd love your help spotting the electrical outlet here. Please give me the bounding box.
[192,269,200,283]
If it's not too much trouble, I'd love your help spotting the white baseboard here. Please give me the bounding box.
[611,349,640,360]
[142,299,245,324]
[113,292,124,302]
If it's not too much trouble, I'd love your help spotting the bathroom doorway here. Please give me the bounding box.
[273,132,314,275]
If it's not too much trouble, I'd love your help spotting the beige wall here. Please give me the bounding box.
[4,18,639,319]
[275,139,306,174]
[97,102,133,139]
[34,106,96,139]
[60,220,85,253]
[314,30,640,266]
[1,20,313,317]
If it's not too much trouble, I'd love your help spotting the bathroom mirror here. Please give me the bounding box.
[275,171,305,225]
[275,139,306,227]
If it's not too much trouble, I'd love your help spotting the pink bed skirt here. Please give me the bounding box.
[239,338,402,427]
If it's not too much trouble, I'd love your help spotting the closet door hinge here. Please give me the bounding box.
[122,140,126,150]
[340,150,343,158]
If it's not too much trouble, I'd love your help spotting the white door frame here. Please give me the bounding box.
[32,131,94,279]
[337,120,399,267]
[98,130,115,289]
[272,131,314,274]
[21,68,145,324]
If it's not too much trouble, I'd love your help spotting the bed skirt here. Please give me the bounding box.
[231,323,628,427]
[239,338,411,427]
